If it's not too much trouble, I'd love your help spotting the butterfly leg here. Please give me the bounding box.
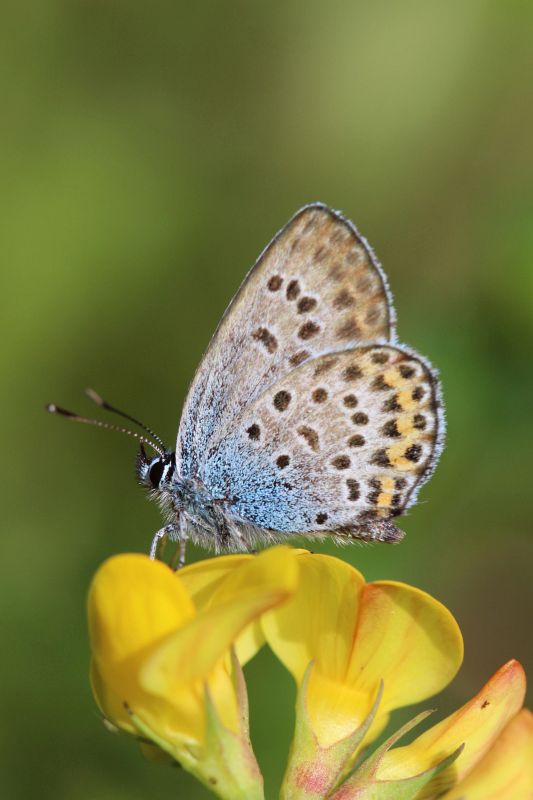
[170,518,189,570]
[149,524,177,560]
[178,536,188,568]
[170,536,188,570]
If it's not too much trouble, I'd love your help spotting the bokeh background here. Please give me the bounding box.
[1,2,532,798]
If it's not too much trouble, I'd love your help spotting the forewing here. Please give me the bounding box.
[200,345,443,537]
[177,203,395,475]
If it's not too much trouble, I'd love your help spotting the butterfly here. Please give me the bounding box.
[48,203,444,564]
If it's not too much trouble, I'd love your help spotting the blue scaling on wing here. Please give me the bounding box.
[201,445,313,531]
[198,346,443,535]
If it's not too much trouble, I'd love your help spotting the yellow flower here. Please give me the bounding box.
[262,552,463,743]
[329,660,531,800]
[375,659,531,800]
[88,546,298,800]
[254,550,532,800]
[444,707,533,800]
[261,552,464,797]
[88,545,532,799]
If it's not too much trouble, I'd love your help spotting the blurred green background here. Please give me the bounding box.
[1,1,532,798]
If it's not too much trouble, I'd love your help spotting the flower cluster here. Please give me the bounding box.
[88,547,532,799]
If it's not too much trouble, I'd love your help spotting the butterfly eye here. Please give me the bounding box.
[148,459,164,488]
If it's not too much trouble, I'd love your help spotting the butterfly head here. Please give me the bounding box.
[137,443,176,490]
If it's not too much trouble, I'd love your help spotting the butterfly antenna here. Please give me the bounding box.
[85,388,167,451]
[45,403,165,456]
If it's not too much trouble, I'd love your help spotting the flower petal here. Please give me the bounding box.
[90,659,135,733]
[179,554,253,606]
[263,556,462,748]
[88,553,209,745]
[179,553,268,665]
[377,660,527,798]
[443,708,533,799]
[142,545,299,690]
[88,553,195,699]
[262,553,364,684]
[347,581,463,725]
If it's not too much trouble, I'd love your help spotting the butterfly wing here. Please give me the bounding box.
[177,203,395,477]
[199,345,444,540]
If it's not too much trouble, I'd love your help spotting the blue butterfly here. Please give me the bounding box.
[48,204,444,565]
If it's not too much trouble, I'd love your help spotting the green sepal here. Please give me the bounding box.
[328,745,464,799]
[281,664,465,800]
[124,703,200,774]
[328,710,465,800]
[230,645,252,740]
[280,662,384,799]
[342,710,436,785]
[125,648,264,800]
[199,651,264,800]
